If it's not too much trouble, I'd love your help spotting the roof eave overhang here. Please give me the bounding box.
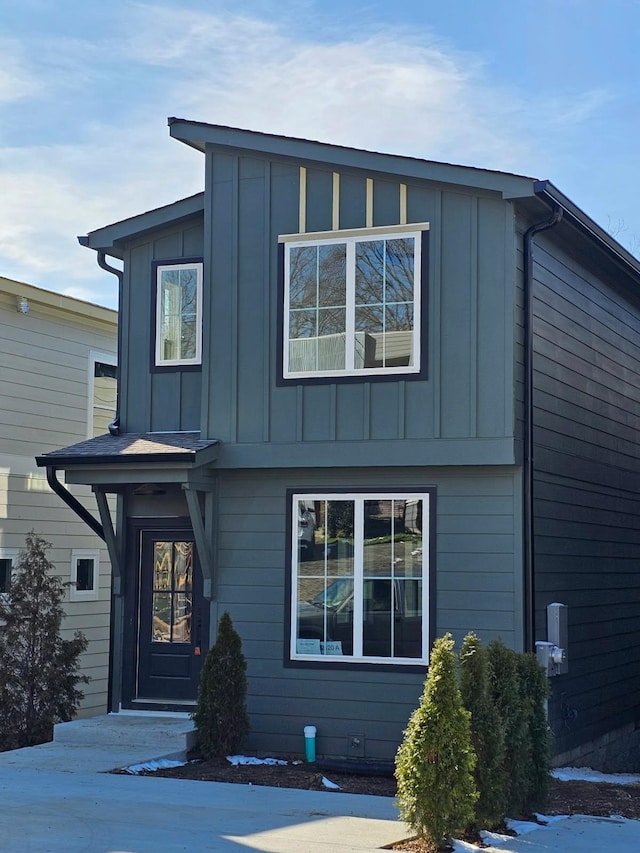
[531,181,640,278]
[167,117,539,199]
[77,192,205,257]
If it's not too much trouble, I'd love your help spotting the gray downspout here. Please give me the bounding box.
[96,250,123,435]
[523,203,563,652]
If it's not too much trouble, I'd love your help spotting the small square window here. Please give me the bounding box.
[153,261,203,368]
[70,550,99,601]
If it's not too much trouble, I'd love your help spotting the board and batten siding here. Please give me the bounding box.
[210,466,522,762]
[525,226,640,756]
[0,280,116,717]
[204,153,516,468]
[120,219,204,434]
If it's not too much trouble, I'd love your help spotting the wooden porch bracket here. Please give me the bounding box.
[183,484,216,600]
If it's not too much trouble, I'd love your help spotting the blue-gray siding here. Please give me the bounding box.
[211,466,521,762]
[201,154,516,468]
[121,219,204,433]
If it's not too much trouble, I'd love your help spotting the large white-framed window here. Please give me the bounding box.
[70,549,100,602]
[88,351,117,438]
[154,261,203,367]
[0,549,18,596]
[280,223,428,380]
[290,491,430,665]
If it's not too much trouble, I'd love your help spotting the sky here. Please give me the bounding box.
[2,0,640,310]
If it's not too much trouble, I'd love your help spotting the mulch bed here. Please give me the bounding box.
[121,753,640,820]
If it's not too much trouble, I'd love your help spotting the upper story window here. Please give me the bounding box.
[88,351,117,438]
[280,223,429,381]
[154,261,203,368]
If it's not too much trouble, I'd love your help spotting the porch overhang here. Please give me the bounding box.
[36,432,219,598]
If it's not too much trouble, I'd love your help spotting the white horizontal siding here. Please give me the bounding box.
[0,285,116,718]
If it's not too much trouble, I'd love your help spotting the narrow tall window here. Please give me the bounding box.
[154,262,203,367]
[88,351,117,438]
[0,552,17,595]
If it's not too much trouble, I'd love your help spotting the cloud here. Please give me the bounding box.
[0,40,41,105]
[0,4,616,306]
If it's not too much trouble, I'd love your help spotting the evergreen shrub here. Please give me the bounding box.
[459,633,506,828]
[193,611,249,758]
[395,633,477,851]
[0,533,88,751]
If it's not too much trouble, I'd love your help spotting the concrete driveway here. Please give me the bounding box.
[1,715,639,853]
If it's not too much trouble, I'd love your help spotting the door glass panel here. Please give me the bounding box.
[153,542,172,590]
[174,542,193,591]
[173,593,192,643]
[151,541,194,644]
[152,593,172,642]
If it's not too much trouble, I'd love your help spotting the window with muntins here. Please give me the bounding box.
[281,224,428,380]
[154,262,203,367]
[290,492,430,665]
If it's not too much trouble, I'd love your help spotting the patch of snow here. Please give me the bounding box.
[534,812,570,824]
[321,776,341,790]
[552,766,640,785]
[226,755,287,766]
[505,817,546,836]
[123,758,186,774]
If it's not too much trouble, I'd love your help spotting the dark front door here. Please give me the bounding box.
[135,528,207,703]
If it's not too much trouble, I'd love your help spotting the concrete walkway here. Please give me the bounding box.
[0,715,639,852]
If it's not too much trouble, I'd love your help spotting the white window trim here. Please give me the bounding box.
[154,262,203,367]
[0,549,18,597]
[281,223,429,380]
[290,491,429,666]
[70,549,100,602]
[88,350,117,439]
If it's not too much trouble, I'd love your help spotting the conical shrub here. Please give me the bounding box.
[395,634,477,851]
[459,633,506,828]
[193,611,249,758]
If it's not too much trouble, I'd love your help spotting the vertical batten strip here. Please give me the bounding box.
[399,184,407,225]
[299,166,307,233]
[366,178,374,227]
[332,172,340,230]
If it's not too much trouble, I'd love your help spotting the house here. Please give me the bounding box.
[0,276,117,716]
[36,121,640,770]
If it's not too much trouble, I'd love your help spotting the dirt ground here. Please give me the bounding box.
[140,754,640,820]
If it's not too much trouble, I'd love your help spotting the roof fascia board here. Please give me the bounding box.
[168,118,537,199]
[533,180,640,278]
[0,276,116,324]
[80,192,205,253]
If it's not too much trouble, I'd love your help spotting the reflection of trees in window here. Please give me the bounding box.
[355,238,414,368]
[285,232,420,375]
[152,541,193,644]
[159,267,198,361]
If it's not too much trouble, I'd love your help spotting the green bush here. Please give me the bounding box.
[487,639,532,816]
[459,633,506,828]
[395,634,477,851]
[0,533,88,751]
[518,652,551,811]
[193,611,249,758]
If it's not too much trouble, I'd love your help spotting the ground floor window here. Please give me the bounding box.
[0,550,17,595]
[290,491,430,665]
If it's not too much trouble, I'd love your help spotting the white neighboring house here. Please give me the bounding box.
[0,276,117,717]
